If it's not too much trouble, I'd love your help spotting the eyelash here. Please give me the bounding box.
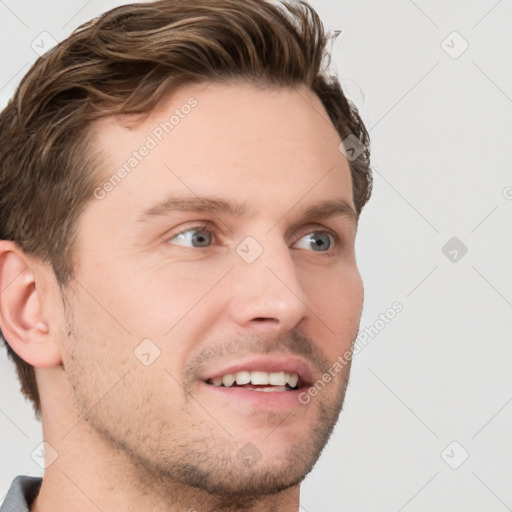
[167,223,340,252]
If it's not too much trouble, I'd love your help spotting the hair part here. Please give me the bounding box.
[0,0,372,418]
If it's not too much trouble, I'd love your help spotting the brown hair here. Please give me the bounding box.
[0,0,372,418]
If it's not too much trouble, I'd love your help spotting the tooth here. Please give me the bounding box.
[287,373,299,388]
[250,371,269,385]
[251,386,287,392]
[268,371,286,386]
[222,373,236,387]
[235,371,251,385]
[216,371,299,388]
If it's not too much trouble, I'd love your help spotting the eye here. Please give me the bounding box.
[168,226,213,248]
[293,231,335,252]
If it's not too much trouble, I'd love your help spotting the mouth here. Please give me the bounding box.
[205,370,301,392]
[200,357,313,398]
[198,358,315,410]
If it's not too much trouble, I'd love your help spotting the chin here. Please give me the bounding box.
[171,445,316,497]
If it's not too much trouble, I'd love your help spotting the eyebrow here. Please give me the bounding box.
[138,195,357,224]
[299,199,358,224]
[139,196,248,221]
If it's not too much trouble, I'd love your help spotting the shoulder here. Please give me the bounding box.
[1,475,42,512]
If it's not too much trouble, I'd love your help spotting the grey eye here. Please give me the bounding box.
[169,228,213,247]
[294,232,332,252]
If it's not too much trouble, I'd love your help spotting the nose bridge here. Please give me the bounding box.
[228,233,308,329]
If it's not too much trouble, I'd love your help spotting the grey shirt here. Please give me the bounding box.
[0,476,42,512]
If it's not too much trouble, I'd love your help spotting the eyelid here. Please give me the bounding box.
[167,222,215,244]
[291,225,340,248]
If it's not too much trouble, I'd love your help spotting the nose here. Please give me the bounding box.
[227,236,308,332]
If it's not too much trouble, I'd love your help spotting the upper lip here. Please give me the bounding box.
[200,356,315,387]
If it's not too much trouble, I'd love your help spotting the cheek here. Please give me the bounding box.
[299,262,363,344]
[132,265,229,334]
[61,288,186,419]
[80,255,224,339]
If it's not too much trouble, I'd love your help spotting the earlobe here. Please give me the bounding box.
[0,241,62,368]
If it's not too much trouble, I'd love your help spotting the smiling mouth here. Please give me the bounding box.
[205,370,301,392]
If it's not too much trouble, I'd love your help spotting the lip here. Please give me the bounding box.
[199,381,308,409]
[200,356,315,388]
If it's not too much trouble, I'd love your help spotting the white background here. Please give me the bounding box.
[1,1,511,510]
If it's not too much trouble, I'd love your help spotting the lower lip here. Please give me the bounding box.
[199,382,308,410]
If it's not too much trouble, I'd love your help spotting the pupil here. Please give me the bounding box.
[311,233,330,251]
[193,231,210,247]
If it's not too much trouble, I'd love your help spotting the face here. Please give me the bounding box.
[59,82,363,496]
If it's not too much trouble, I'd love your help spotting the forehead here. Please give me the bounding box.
[88,82,353,219]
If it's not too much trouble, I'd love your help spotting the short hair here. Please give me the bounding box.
[0,0,372,418]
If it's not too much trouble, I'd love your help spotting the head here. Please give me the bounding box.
[0,0,371,500]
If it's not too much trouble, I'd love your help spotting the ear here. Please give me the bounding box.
[0,240,62,367]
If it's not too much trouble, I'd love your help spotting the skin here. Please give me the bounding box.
[0,82,363,512]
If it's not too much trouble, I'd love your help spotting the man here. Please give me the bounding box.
[0,0,371,510]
